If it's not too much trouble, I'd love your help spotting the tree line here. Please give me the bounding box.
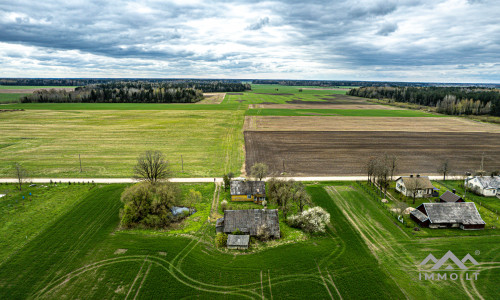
[348,86,500,116]
[20,81,251,103]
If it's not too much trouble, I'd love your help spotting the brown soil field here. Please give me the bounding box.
[0,87,75,93]
[197,93,226,104]
[245,131,500,176]
[243,116,500,133]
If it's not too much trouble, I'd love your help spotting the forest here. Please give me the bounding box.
[252,79,500,88]
[20,81,250,103]
[348,86,500,116]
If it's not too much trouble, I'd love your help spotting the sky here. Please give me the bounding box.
[1,0,500,82]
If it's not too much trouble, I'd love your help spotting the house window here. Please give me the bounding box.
[247,195,251,199]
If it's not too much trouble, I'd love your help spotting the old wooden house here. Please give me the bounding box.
[439,190,464,203]
[216,209,280,238]
[395,175,437,198]
[230,180,266,203]
[410,202,485,230]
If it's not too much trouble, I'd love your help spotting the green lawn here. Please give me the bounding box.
[0,110,245,178]
[246,108,440,117]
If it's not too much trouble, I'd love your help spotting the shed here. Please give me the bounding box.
[411,203,485,230]
[227,234,250,249]
[439,191,464,203]
[230,180,266,203]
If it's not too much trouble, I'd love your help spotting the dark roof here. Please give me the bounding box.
[397,176,435,189]
[227,234,250,247]
[475,176,500,189]
[222,209,280,238]
[411,209,429,222]
[230,180,266,196]
[415,203,485,225]
[440,191,462,202]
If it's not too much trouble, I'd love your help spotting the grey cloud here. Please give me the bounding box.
[247,17,269,30]
[377,22,398,36]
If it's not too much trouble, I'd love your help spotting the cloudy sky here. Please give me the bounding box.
[1,0,500,82]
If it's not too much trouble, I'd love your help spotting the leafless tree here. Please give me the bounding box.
[134,150,171,184]
[13,162,29,191]
[388,155,398,181]
[366,157,377,184]
[437,159,450,180]
[405,177,425,204]
[374,157,390,195]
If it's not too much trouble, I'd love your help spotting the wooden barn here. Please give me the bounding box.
[227,234,250,250]
[230,180,266,203]
[410,203,485,230]
[216,209,280,238]
[395,175,437,198]
[439,190,464,203]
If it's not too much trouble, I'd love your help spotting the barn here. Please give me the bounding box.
[410,203,485,230]
[230,180,266,204]
[216,209,280,238]
[439,190,464,203]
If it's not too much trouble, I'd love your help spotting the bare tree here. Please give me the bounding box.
[388,155,398,181]
[290,182,311,212]
[250,163,268,181]
[405,177,425,204]
[134,150,171,184]
[437,159,450,181]
[13,162,28,191]
[374,157,390,195]
[366,157,377,184]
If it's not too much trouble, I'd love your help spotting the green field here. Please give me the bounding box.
[0,93,29,103]
[1,182,498,298]
[245,108,439,117]
[0,110,245,178]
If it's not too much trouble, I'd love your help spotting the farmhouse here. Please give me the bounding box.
[230,180,266,203]
[227,234,250,249]
[395,175,436,198]
[466,176,500,197]
[410,203,485,230]
[216,209,280,238]
[439,190,464,203]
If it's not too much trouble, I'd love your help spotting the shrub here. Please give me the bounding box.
[287,207,331,233]
[232,228,245,235]
[215,233,228,248]
[256,223,271,241]
[221,200,228,212]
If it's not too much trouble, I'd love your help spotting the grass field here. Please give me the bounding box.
[0,86,77,90]
[0,93,29,103]
[1,182,498,298]
[0,110,245,178]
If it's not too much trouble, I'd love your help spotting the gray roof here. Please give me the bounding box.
[440,191,462,202]
[411,209,429,222]
[474,176,500,189]
[227,234,250,247]
[416,203,485,225]
[222,209,280,238]
[397,176,435,189]
[230,180,266,195]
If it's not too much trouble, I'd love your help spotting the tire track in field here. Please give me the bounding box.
[125,258,147,300]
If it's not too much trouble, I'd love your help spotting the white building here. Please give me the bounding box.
[395,175,436,198]
[466,176,500,197]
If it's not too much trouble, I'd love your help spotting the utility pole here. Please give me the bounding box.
[79,154,82,172]
[181,155,184,172]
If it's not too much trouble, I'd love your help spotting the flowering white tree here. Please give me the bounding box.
[287,207,331,233]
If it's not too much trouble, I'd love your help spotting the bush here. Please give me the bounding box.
[232,228,245,235]
[256,223,271,241]
[221,200,228,212]
[287,207,331,233]
[215,233,228,248]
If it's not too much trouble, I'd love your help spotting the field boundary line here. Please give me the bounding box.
[316,262,334,300]
[268,270,273,300]
[260,270,264,300]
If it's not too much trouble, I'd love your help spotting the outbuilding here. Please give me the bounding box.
[216,209,280,238]
[410,202,485,230]
[439,190,464,203]
[227,234,250,250]
[230,180,266,204]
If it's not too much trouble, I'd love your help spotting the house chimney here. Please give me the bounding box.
[452,189,456,194]
[417,174,421,178]
[410,174,414,178]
